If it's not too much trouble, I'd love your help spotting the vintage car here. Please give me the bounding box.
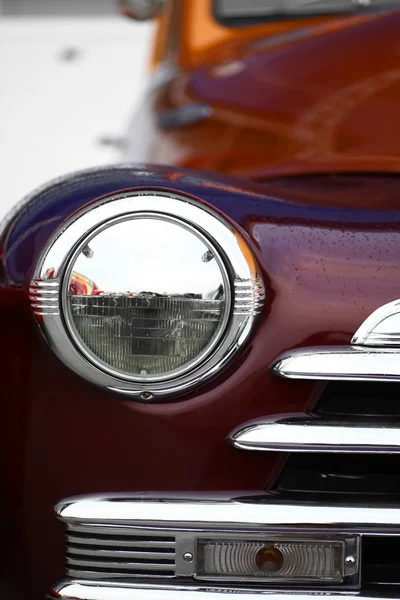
[3,0,400,598]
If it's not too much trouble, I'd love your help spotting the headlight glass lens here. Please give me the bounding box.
[64,217,229,380]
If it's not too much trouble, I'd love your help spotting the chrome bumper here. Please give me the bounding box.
[49,492,400,600]
[54,492,400,530]
[50,580,399,600]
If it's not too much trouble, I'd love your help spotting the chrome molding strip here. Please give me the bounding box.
[54,492,400,532]
[272,299,400,382]
[231,414,400,454]
[271,345,400,382]
[50,579,400,600]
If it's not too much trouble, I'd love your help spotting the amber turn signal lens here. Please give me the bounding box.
[255,545,283,573]
[197,538,345,583]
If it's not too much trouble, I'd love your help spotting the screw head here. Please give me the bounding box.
[183,552,193,563]
[345,555,356,567]
[82,245,94,259]
[140,391,153,401]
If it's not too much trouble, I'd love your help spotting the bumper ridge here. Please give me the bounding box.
[54,492,400,530]
[50,580,400,600]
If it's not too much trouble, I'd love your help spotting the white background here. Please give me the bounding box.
[0,15,152,218]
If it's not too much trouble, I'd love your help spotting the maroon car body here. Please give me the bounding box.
[2,2,400,599]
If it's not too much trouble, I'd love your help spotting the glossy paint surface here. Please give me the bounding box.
[5,6,400,600]
[127,10,400,178]
[2,167,400,598]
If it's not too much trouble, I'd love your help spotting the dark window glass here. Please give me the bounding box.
[213,0,399,27]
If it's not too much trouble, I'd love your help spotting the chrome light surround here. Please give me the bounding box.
[30,191,264,400]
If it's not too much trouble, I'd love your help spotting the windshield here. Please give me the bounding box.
[214,0,399,26]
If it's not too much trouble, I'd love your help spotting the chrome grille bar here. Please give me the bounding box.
[65,525,176,579]
[55,493,400,532]
[66,547,174,560]
[67,535,175,548]
[270,299,400,383]
[271,346,400,383]
[230,415,400,454]
[67,558,175,570]
[67,568,175,580]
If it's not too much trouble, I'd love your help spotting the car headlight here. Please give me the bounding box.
[30,192,264,400]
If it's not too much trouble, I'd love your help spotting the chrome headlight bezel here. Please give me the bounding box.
[30,191,264,400]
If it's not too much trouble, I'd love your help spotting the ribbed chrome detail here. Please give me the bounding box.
[233,279,264,316]
[29,278,60,316]
[65,525,176,580]
[231,414,400,454]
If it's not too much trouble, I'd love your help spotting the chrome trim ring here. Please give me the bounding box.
[30,191,264,399]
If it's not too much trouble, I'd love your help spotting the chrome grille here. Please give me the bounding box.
[270,381,400,586]
[66,525,176,579]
